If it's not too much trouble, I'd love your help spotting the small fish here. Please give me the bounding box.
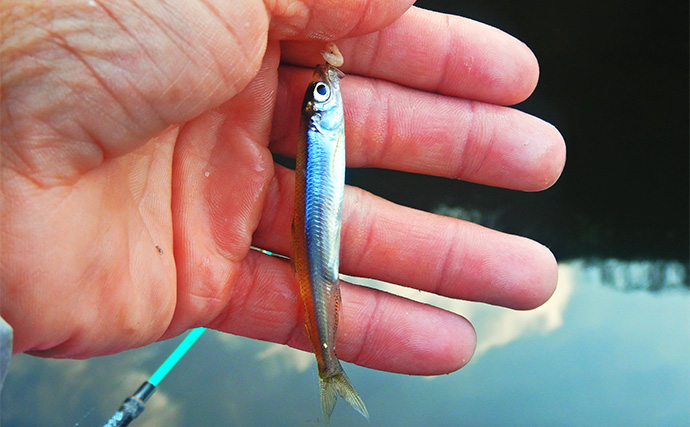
[291,44,368,423]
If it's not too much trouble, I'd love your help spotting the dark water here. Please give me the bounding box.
[349,0,689,262]
[2,1,688,426]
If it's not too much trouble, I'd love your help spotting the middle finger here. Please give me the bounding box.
[270,66,565,192]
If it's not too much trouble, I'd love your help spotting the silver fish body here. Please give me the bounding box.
[292,64,368,422]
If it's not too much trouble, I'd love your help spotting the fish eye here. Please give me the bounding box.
[313,82,330,102]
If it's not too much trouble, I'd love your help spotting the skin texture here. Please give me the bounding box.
[0,0,565,375]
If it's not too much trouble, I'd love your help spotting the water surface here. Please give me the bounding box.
[2,260,687,426]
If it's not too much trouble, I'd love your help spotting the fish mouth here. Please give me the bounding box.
[312,64,344,86]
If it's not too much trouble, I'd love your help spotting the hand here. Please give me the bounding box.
[1,0,564,374]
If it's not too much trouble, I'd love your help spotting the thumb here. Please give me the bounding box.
[267,0,415,40]
[2,0,269,182]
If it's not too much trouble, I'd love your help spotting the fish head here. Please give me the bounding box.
[302,64,344,133]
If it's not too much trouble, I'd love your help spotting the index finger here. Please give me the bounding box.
[281,7,540,106]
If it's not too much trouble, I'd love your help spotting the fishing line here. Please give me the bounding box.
[251,246,290,260]
[102,327,207,427]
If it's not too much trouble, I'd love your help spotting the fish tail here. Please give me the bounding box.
[319,367,369,423]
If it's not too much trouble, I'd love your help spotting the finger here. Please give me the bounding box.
[281,7,540,105]
[266,0,415,40]
[271,66,565,191]
[253,165,558,311]
[210,249,476,375]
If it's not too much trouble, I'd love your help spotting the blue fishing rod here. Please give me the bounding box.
[103,327,206,427]
[102,248,280,426]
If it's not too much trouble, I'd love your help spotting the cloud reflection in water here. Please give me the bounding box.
[1,259,687,426]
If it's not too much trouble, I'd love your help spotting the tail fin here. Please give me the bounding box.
[319,369,369,423]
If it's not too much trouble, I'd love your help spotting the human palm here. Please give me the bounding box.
[1,0,564,375]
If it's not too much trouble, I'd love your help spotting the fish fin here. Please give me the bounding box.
[320,368,369,423]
